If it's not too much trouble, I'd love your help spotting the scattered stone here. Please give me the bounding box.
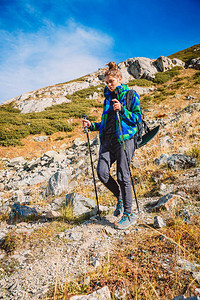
[45,210,61,219]
[89,254,100,268]
[168,154,197,171]
[33,136,48,142]
[146,193,183,212]
[114,286,127,299]
[66,193,98,220]
[7,157,26,170]
[155,153,169,166]
[8,203,38,224]
[47,170,69,196]
[154,216,166,228]
[68,231,83,241]
[173,296,200,300]
[178,209,190,222]
[187,57,200,70]
[186,95,195,100]
[104,227,116,236]
[69,286,111,299]
[192,271,200,283]
[177,258,200,272]
[158,183,173,196]
[80,276,91,286]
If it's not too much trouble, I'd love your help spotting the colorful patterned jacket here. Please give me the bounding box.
[90,84,142,143]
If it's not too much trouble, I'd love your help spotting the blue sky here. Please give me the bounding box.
[0,0,199,104]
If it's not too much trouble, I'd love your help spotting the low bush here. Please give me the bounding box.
[154,67,183,84]
[0,85,103,146]
[129,78,154,87]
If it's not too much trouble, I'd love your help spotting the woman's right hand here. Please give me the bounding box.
[82,119,91,128]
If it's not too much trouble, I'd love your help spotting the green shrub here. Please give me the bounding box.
[154,67,182,84]
[154,73,171,84]
[0,85,103,146]
[129,78,154,87]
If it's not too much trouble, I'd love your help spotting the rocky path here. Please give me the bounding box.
[0,206,151,300]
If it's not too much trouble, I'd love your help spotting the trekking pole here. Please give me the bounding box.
[116,110,140,214]
[83,114,101,219]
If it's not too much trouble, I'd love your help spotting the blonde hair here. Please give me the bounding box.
[105,62,122,79]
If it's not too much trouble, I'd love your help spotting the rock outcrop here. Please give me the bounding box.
[2,55,185,113]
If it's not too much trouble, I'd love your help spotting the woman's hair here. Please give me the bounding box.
[105,62,122,79]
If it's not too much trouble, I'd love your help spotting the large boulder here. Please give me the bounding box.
[154,56,185,72]
[154,56,174,72]
[47,170,69,196]
[128,57,158,80]
[65,193,98,220]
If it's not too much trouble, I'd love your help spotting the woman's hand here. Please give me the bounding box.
[82,119,91,128]
[112,99,121,111]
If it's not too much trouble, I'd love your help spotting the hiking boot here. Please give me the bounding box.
[114,213,136,230]
[114,199,123,217]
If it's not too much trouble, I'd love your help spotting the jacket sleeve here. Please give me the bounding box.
[90,122,100,131]
[121,92,142,126]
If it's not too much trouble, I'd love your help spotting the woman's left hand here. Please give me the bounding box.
[112,99,121,111]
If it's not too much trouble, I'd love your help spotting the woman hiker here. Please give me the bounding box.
[82,62,142,229]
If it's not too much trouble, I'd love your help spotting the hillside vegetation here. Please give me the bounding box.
[1,66,199,148]
[168,43,200,62]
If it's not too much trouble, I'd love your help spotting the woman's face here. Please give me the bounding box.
[105,76,122,92]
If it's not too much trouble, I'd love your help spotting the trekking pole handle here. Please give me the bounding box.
[82,114,89,132]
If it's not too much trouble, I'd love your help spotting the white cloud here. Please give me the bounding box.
[0,21,113,103]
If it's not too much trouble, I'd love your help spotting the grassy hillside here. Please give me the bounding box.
[168,44,200,62]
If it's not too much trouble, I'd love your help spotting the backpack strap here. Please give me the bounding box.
[126,90,151,134]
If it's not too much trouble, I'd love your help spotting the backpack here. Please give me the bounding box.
[126,90,151,149]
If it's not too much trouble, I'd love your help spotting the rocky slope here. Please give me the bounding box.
[2,55,186,113]
[0,48,200,299]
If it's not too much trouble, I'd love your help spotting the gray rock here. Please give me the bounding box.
[178,209,190,222]
[168,154,197,171]
[186,95,195,100]
[154,216,166,228]
[192,271,200,283]
[80,276,91,286]
[128,57,158,80]
[45,210,61,219]
[155,153,169,166]
[114,286,127,300]
[7,157,26,170]
[129,85,155,95]
[172,58,185,68]
[158,183,173,196]
[0,232,6,245]
[68,231,83,241]
[188,57,200,70]
[69,286,111,299]
[177,258,200,272]
[8,203,38,224]
[65,193,98,220]
[146,193,182,212]
[154,56,174,72]
[179,102,200,115]
[33,136,48,142]
[173,296,200,300]
[47,170,69,196]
